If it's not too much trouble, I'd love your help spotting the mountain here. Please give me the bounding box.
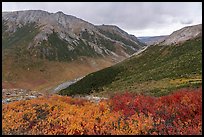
[138,35,168,46]
[59,25,202,97]
[2,10,145,61]
[2,10,145,91]
[160,24,202,45]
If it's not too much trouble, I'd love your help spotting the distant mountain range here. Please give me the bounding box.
[138,24,202,46]
[138,35,168,46]
[2,10,145,91]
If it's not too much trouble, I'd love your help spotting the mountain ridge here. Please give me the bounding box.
[2,10,145,61]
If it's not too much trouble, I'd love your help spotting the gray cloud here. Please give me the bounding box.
[2,2,202,36]
[180,19,193,25]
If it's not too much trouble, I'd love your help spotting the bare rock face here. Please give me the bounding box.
[160,24,202,45]
[97,25,144,48]
[3,10,91,47]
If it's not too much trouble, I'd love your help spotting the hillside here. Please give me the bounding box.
[2,10,145,91]
[59,36,202,97]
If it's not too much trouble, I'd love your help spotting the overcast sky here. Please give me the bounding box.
[2,2,202,37]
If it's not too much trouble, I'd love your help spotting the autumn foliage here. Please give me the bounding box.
[2,87,202,135]
[110,88,202,135]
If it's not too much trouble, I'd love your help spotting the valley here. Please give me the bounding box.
[2,7,202,135]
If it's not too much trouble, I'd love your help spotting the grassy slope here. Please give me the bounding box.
[2,56,114,91]
[59,37,202,97]
[38,32,100,62]
[2,23,39,50]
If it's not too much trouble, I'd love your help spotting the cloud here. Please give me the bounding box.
[180,19,193,25]
[2,2,202,36]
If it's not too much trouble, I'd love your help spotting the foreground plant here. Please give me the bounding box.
[2,87,202,135]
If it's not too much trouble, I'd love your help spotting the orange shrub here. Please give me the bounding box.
[2,87,202,135]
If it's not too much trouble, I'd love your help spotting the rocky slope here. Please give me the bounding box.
[160,24,202,45]
[2,88,44,104]
[2,10,145,91]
